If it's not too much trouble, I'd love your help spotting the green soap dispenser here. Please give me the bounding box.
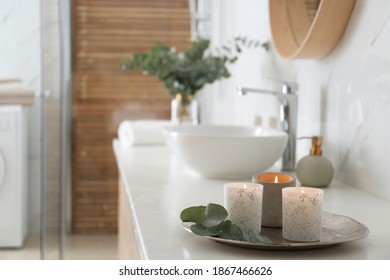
[296,136,334,188]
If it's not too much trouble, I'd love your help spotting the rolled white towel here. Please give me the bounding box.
[0,79,35,105]
[118,120,171,147]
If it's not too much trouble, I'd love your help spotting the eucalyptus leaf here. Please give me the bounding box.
[180,206,206,224]
[201,203,228,227]
[191,220,231,237]
[190,224,214,236]
[246,229,273,244]
[218,222,245,241]
[262,42,270,50]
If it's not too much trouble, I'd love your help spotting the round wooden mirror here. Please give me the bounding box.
[269,0,356,59]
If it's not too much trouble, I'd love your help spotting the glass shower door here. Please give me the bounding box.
[39,0,70,260]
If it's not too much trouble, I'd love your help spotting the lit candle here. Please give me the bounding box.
[252,172,296,227]
[282,187,324,242]
[223,182,264,234]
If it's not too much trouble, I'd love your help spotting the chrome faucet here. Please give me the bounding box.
[236,81,298,171]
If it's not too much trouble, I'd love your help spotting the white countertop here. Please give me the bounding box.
[113,139,390,260]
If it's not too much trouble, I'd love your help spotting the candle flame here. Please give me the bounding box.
[300,188,305,194]
[244,184,247,189]
[274,176,279,183]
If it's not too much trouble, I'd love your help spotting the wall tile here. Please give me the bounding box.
[206,0,390,201]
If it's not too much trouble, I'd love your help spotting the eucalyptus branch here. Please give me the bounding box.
[180,203,272,243]
[121,37,269,98]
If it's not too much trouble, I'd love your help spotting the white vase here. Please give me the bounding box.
[171,94,198,125]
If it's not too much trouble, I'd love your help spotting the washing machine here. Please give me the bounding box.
[0,105,28,247]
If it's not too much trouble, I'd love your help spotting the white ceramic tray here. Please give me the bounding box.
[183,212,369,250]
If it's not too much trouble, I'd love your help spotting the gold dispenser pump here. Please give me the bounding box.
[299,136,323,156]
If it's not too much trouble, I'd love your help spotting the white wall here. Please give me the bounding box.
[203,0,390,201]
[0,0,41,234]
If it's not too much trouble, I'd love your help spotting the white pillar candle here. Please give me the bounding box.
[282,187,323,242]
[224,182,264,234]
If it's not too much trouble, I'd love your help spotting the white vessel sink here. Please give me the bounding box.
[164,125,288,179]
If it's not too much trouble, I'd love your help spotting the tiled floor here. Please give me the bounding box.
[0,234,118,260]
[64,234,118,260]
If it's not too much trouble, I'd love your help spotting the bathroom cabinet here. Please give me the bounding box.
[118,179,140,259]
[114,139,390,259]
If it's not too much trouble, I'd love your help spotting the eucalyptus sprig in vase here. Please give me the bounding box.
[121,37,269,124]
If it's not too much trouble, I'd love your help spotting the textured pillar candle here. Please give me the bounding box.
[224,182,264,234]
[282,187,323,242]
[252,172,295,227]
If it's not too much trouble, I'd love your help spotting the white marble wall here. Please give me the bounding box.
[0,0,40,86]
[204,0,390,201]
[0,0,41,233]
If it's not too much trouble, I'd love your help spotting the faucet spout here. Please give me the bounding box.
[236,86,277,96]
[236,82,298,172]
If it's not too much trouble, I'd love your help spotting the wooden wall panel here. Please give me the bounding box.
[72,0,191,234]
